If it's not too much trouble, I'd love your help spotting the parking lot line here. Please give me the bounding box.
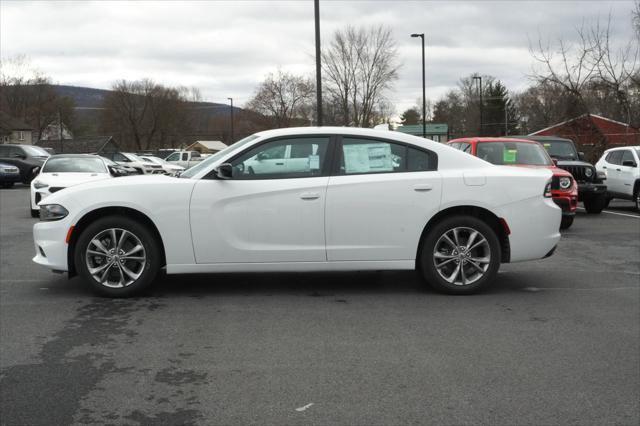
[576,207,640,218]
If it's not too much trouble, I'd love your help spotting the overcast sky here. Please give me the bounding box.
[0,0,636,114]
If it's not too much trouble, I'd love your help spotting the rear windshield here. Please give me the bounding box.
[540,140,578,160]
[476,142,552,166]
[23,146,51,157]
[43,157,107,173]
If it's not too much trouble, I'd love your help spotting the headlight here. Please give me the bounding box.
[544,180,552,198]
[597,170,606,180]
[39,204,69,221]
[585,168,594,178]
[33,180,48,189]
[559,176,572,190]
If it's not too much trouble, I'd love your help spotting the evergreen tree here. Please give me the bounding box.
[483,80,519,136]
[400,108,420,125]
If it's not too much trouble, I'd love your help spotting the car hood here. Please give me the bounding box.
[41,174,194,206]
[34,172,111,187]
[555,160,593,168]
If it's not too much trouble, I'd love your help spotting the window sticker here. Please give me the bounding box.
[344,143,393,173]
[308,154,320,170]
[503,149,517,163]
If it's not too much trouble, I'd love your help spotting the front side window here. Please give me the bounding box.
[339,137,436,175]
[230,137,330,179]
[541,141,578,160]
[621,150,636,165]
[112,152,129,162]
[606,151,623,165]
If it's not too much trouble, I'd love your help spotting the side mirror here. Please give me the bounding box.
[257,153,268,161]
[216,163,233,179]
[552,158,558,166]
[108,166,120,177]
[578,151,585,160]
[622,160,637,168]
[12,153,26,159]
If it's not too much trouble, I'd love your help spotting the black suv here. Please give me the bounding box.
[0,144,50,183]
[518,136,607,213]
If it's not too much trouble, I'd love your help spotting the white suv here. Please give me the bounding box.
[595,146,640,211]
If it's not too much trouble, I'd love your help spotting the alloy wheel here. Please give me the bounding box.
[432,227,491,286]
[85,228,146,288]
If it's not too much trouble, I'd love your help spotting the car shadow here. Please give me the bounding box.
[42,269,535,299]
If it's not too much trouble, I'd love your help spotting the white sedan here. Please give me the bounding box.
[30,154,116,218]
[32,127,561,297]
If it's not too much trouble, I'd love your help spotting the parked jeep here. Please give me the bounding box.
[518,136,607,214]
[0,144,50,183]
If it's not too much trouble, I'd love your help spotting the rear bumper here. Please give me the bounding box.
[495,196,562,263]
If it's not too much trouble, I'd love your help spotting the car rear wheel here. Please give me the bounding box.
[560,216,574,230]
[30,208,39,218]
[419,216,501,295]
[75,216,161,297]
[635,189,639,212]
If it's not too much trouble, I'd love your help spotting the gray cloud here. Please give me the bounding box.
[1,0,635,112]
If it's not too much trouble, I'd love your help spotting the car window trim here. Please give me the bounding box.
[333,135,438,176]
[203,134,338,180]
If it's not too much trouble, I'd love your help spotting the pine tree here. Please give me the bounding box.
[483,81,519,136]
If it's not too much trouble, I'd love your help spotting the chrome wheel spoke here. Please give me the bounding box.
[433,226,491,286]
[86,228,146,288]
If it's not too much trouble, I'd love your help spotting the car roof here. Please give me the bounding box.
[515,135,574,143]
[47,154,104,159]
[604,145,640,151]
[448,137,538,144]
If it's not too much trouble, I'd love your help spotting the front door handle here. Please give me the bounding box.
[602,166,607,169]
[300,192,320,200]
[275,162,284,166]
[413,184,433,192]
[616,168,622,171]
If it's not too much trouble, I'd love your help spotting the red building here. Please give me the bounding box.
[530,114,639,162]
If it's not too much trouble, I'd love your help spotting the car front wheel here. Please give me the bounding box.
[75,216,161,297]
[419,216,501,295]
[583,195,606,214]
[560,216,574,230]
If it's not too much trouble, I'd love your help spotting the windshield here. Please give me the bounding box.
[42,157,107,173]
[125,153,145,162]
[476,142,552,166]
[24,146,51,157]
[180,134,260,178]
[141,156,162,164]
[540,140,578,160]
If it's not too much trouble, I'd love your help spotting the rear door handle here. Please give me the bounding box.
[616,168,621,171]
[413,184,433,192]
[602,166,607,169]
[300,192,320,200]
[275,162,284,166]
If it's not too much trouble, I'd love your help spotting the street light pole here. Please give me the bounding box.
[411,33,426,138]
[314,0,323,126]
[473,76,483,136]
[227,97,234,143]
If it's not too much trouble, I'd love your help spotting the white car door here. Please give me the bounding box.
[325,136,442,261]
[190,136,332,264]
[603,150,623,194]
[619,149,638,197]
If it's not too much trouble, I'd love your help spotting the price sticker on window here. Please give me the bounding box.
[503,149,517,163]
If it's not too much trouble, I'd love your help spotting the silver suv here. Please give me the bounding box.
[595,146,640,211]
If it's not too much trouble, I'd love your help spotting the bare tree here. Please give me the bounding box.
[101,79,190,151]
[322,25,400,127]
[244,70,314,128]
[0,56,75,140]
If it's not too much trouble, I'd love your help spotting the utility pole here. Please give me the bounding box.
[411,33,426,138]
[504,99,509,136]
[57,110,63,153]
[227,97,234,143]
[473,76,483,136]
[314,0,323,126]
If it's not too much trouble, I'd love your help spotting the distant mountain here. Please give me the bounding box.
[51,85,244,141]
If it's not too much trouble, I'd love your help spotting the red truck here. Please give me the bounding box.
[447,137,578,229]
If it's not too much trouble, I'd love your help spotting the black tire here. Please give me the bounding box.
[1,182,14,188]
[560,216,574,230]
[635,189,640,212]
[583,195,606,214]
[30,208,39,218]
[419,215,501,295]
[74,216,161,297]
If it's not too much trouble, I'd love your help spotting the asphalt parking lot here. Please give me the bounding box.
[1,185,639,425]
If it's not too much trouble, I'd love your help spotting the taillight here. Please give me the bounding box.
[544,180,552,198]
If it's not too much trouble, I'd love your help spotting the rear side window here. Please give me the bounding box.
[339,137,436,175]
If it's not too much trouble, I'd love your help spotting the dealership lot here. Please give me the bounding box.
[1,185,638,425]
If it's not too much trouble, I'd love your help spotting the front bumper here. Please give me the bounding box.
[32,217,72,272]
[577,182,607,200]
[551,191,578,215]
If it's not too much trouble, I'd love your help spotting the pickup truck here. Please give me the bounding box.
[164,151,204,169]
